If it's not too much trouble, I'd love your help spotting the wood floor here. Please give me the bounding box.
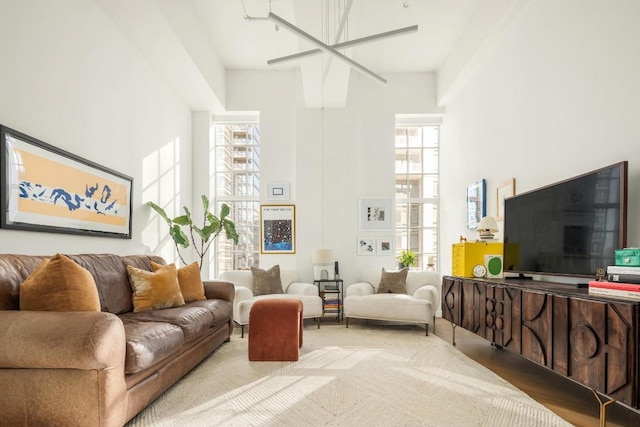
[432,317,640,427]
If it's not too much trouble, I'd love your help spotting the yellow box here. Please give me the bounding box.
[452,242,504,277]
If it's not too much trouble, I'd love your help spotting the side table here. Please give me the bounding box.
[313,279,343,322]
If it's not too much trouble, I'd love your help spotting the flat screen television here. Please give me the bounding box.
[503,161,628,279]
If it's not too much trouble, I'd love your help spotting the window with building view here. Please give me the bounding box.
[212,122,260,275]
[395,122,439,271]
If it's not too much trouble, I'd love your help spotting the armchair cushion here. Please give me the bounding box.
[251,265,284,296]
[377,267,408,294]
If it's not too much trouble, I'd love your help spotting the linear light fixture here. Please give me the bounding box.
[267,12,387,85]
[267,25,419,66]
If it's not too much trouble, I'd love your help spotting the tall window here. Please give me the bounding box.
[395,121,439,271]
[212,121,260,275]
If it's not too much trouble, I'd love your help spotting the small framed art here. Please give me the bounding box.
[359,197,392,230]
[266,182,290,201]
[376,237,394,255]
[357,237,375,255]
[466,179,486,230]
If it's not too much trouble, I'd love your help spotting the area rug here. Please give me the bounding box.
[126,324,573,426]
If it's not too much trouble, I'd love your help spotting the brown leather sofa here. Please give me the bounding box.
[0,253,234,426]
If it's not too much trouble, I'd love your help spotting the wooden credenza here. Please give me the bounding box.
[442,276,639,408]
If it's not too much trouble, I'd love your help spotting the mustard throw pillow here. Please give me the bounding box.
[377,267,409,294]
[151,261,206,302]
[251,265,284,296]
[127,263,185,312]
[19,253,101,312]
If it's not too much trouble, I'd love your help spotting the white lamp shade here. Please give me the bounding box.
[312,249,334,265]
[477,216,499,232]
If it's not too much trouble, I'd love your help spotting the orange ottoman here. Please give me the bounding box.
[248,299,303,361]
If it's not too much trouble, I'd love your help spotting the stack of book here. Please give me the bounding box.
[588,266,640,301]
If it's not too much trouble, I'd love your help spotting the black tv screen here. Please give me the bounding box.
[503,161,628,278]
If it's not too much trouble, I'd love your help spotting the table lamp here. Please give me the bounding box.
[477,216,499,241]
[312,249,334,280]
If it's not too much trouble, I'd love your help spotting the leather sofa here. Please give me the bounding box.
[0,253,234,427]
[219,269,323,337]
[344,269,441,335]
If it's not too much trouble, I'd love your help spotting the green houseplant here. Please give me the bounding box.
[398,250,416,268]
[147,195,239,270]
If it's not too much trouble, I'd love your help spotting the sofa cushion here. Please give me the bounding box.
[127,264,185,313]
[119,318,184,374]
[188,299,234,327]
[121,305,215,343]
[19,254,101,312]
[377,267,408,294]
[251,265,283,296]
[152,261,205,302]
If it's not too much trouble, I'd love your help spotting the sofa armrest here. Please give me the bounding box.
[203,280,235,303]
[346,282,375,297]
[0,310,128,426]
[413,284,438,304]
[0,310,125,369]
[285,281,319,296]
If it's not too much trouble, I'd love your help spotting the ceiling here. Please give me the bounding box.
[191,0,479,108]
[99,0,522,111]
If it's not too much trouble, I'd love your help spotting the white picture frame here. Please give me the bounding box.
[357,237,376,255]
[376,237,394,255]
[267,182,290,201]
[359,197,392,230]
[496,178,515,221]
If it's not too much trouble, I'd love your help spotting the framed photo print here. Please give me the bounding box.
[0,125,133,238]
[359,197,392,230]
[496,178,515,221]
[466,179,486,230]
[376,237,394,255]
[357,237,375,255]
[260,204,296,254]
[266,182,290,201]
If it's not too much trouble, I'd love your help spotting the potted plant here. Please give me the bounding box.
[147,195,239,270]
[398,250,416,269]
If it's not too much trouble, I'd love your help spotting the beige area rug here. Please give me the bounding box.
[127,324,573,427]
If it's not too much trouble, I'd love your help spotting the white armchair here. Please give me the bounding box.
[219,270,323,337]
[344,270,441,335]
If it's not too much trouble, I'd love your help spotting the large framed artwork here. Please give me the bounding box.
[466,179,486,230]
[260,204,296,254]
[0,125,133,238]
[359,197,392,230]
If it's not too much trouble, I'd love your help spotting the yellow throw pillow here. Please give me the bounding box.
[19,253,101,312]
[151,261,206,302]
[127,263,185,313]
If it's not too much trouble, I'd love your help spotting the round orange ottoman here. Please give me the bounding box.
[248,299,303,361]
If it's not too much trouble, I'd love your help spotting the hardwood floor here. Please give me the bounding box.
[433,317,640,427]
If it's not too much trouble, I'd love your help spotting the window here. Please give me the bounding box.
[395,120,439,271]
[212,121,260,275]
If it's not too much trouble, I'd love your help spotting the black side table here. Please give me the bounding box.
[313,279,343,322]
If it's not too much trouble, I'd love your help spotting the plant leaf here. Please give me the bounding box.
[220,203,230,220]
[170,225,189,247]
[223,220,239,244]
[192,225,207,241]
[173,215,190,226]
[202,195,210,214]
[146,201,171,225]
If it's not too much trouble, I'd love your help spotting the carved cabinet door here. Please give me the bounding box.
[441,276,461,325]
[564,298,637,407]
[521,290,553,368]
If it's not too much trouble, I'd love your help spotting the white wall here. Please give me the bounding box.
[439,0,640,277]
[0,0,192,260]
[226,70,443,286]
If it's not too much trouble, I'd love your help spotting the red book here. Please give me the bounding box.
[589,280,640,292]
